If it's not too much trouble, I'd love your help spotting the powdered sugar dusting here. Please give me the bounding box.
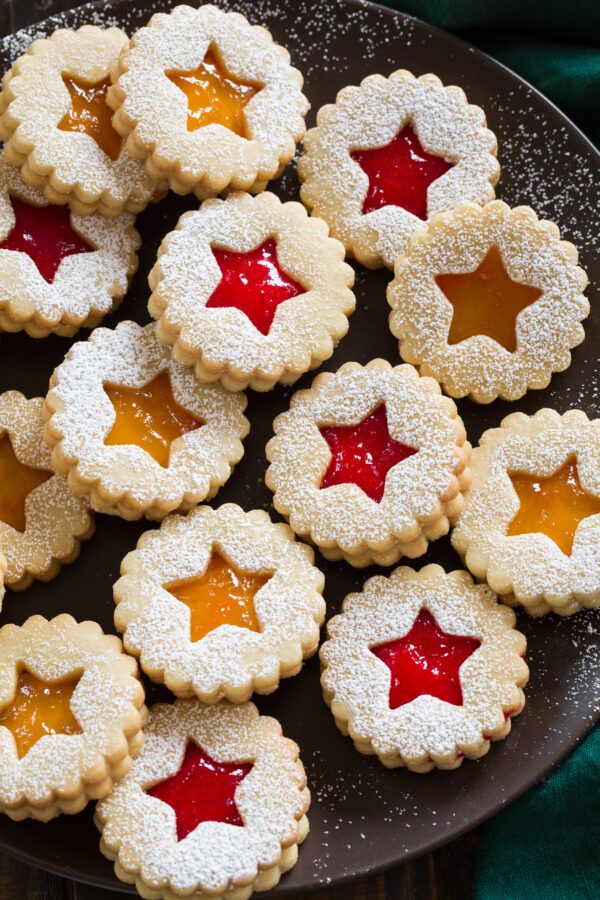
[96,699,309,895]
[320,564,527,769]
[150,190,355,390]
[266,360,470,565]
[0,159,139,335]
[298,69,499,268]
[452,408,600,616]
[0,391,92,587]
[1,25,160,214]
[0,0,598,889]
[388,200,589,404]
[114,503,325,700]
[109,4,309,196]
[0,614,144,815]
[1,3,121,59]
[44,321,249,518]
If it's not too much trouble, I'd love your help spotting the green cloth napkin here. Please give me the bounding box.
[380,3,600,898]
[475,726,600,899]
[381,0,600,145]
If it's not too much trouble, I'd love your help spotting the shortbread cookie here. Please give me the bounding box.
[95,699,310,899]
[43,321,249,520]
[108,4,309,198]
[0,25,164,217]
[298,69,498,268]
[388,200,589,403]
[114,503,326,702]
[265,359,471,567]
[0,391,93,591]
[149,191,355,391]
[0,614,146,821]
[452,408,600,617]
[320,564,528,771]
[0,159,139,337]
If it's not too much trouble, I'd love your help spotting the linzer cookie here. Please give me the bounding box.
[43,321,249,521]
[0,159,139,337]
[265,359,471,567]
[452,409,600,616]
[95,699,310,898]
[114,503,326,702]
[0,391,93,591]
[298,69,498,268]
[108,4,309,198]
[0,25,164,216]
[0,614,146,821]
[149,191,355,392]
[320,564,528,771]
[387,200,589,403]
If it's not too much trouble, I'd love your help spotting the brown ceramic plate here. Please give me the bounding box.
[0,0,599,894]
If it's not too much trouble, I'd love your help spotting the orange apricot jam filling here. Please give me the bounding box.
[0,434,52,532]
[435,246,543,352]
[166,47,260,136]
[104,371,204,469]
[508,455,600,555]
[58,74,122,161]
[165,552,270,641]
[0,670,81,758]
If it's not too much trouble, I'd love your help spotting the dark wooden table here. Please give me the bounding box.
[0,0,480,896]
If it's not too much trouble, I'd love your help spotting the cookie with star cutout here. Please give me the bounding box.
[387,200,589,403]
[0,391,94,592]
[149,191,355,392]
[107,4,309,199]
[43,321,249,521]
[95,699,310,899]
[265,359,472,567]
[113,503,326,702]
[0,25,165,217]
[320,564,528,771]
[452,408,600,617]
[0,159,139,337]
[0,614,146,821]
[298,69,498,268]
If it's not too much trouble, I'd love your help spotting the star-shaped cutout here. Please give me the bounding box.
[167,46,260,136]
[206,238,305,335]
[371,608,481,708]
[319,404,417,503]
[0,670,81,759]
[0,196,92,284]
[508,454,600,556]
[148,742,253,840]
[435,246,543,352]
[166,552,269,642]
[104,371,204,468]
[58,75,122,161]
[351,124,454,219]
[0,433,52,532]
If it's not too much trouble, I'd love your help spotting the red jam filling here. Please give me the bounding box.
[206,238,305,335]
[371,609,481,708]
[319,404,417,503]
[0,196,92,283]
[148,742,253,840]
[351,124,454,219]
